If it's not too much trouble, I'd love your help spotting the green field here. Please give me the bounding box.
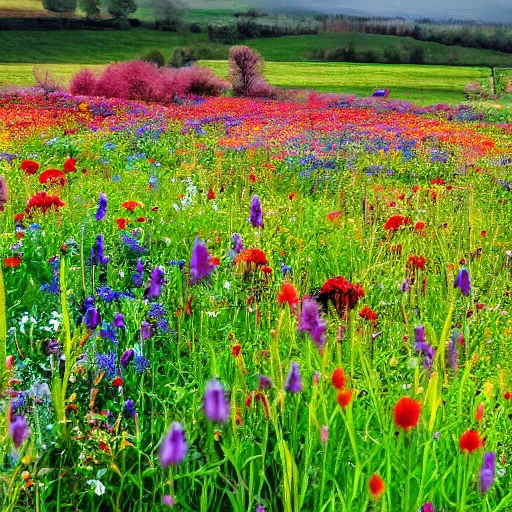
[2,29,512,67]
[0,61,493,105]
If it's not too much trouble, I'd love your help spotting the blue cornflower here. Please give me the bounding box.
[95,351,117,379]
[133,352,150,373]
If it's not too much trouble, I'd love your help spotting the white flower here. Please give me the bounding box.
[86,480,106,496]
[224,281,231,290]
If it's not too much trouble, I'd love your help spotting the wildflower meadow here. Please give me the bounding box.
[0,87,511,512]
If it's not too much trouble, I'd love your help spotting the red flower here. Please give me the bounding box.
[476,403,484,423]
[39,169,66,187]
[20,160,39,175]
[277,282,299,309]
[121,201,141,212]
[135,217,147,223]
[3,257,21,268]
[26,192,65,215]
[412,185,419,194]
[6,355,14,371]
[369,474,385,501]
[62,158,77,173]
[480,230,486,238]
[359,305,378,324]
[111,377,123,387]
[384,215,412,231]
[116,218,129,230]
[430,178,446,185]
[210,257,220,266]
[288,192,296,200]
[415,221,425,232]
[234,249,268,267]
[331,367,346,389]
[262,266,272,275]
[207,188,215,200]
[394,396,421,431]
[504,391,511,400]
[319,276,364,317]
[327,211,342,223]
[337,389,353,410]
[407,255,426,271]
[231,344,241,357]
[14,213,24,222]
[248,173,257,183]
[459,430,482,454]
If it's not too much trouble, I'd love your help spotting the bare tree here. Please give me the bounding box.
[33,66,62,99]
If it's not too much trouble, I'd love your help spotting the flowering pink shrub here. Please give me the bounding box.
[69,68,98,96]
[71,60,229,103]
[247,78,275,99]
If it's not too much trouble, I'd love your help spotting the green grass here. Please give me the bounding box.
[0,61,492,106]
[3,29,512,68]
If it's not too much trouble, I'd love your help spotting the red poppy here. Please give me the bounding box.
[234,249,268,267]
[430,178,446,185]
[337,389,353,410]
[459,430,482,454]
[394,396,421,431]
[20,160,39,175]
[207,188,215,200]
[331,367,346,389]
[415,221,425,232]
[384,215,412,231]
[3,257,22,268]
[39,169,66,187]
[407,255,426,271]
[210,257,220,266]
[135,217,147,223]
[277,282,299,308]
[14,213,24,222]
[111,377,123,388]
[327,211,342,222]
[480,230,486,238]
[504,391,511,400]
[116,218,129,230]
[63,158,77,173]
[412,185,420,194]
[231,344,241,357]
[288,192,296,200]
[26,192,65,215]
[359,305,378,323]
[121,201,141,212]
[248,173,257,183]
[369,474,385,501]
[262,266,272,275]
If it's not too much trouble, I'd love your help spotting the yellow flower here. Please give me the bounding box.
[78,102,89,113]
[483,381,494,398]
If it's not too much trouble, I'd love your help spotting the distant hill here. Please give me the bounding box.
[248,0,512,24]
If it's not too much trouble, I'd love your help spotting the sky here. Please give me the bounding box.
[248,0,512,22]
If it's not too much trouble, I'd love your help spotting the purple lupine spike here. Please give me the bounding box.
[231,233,243,253]
[249,194,263,228]
[454,267,471,296]
[95,193,108,221]
[120,348,134,369]
[9,416,30,449]
[414,324,426,344]
[190,238,215,283]
[84,307,101,331]
[93,234,109,267]
[124,399,136,418]
[159,422,188,467]
[446,330,459,370]
[285,361,302,393]
[297,298,327,349]
[479,452,496,494]
[146,266,165,298]
[204,378,230,423]
[415,342,435,369]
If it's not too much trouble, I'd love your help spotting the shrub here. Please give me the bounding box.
[33,66,62,97]
[408,46,425,64]
[247,78,275,99]
[69,68,98,96]
[184,65,230,96]
[170,47,196,68]
[154,0,185,31]
[142,50,166,68]
[42,0,77,13]
[159,67,193,102]
[79,0,100,17]
[207,24,240,44]
[189,23,201,33]
[107,0,136,19]
[229,45,265,97]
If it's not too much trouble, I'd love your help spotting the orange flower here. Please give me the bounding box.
[476,403,484,423]
[277,282,299,308]
[359,305,378,324]
[331,367,346,389]
[121,200,141,212]
[116,218,129,230]
[231,344,241,357]
[369,474,385,501]
[394,396,421,431]
[337,389,353,410]
[234,249,268,266]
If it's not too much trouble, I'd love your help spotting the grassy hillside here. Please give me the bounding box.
[2,29,512,67]
[0,61,491,105]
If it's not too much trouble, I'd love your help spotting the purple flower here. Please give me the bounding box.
[204,378,230,423]
[95,193,108,221]
[415,341,435,369]
[454,267,471,296]
[47,339,61,355]
[113,313,126,329]
[231,233,243,253]
[140,321,152,339]
[249,194,263,228]
[190,238,215,284]
[256,506,266,512]
[120,348,134,369]
[446,330,459,370]
[162,495,175,507]
[132,259,144,287]
[146,266,165,298]
[9,416,30,448]
[414,324,426,344]
[321,425,328,444]
[84,307,101,330]
[479,452,495,494]
[285,361,302,393]
[258,375,273,390]
[92,234,109,267]
[297,299,327,349]
[124,399,136,418]
[159,422,188,467]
